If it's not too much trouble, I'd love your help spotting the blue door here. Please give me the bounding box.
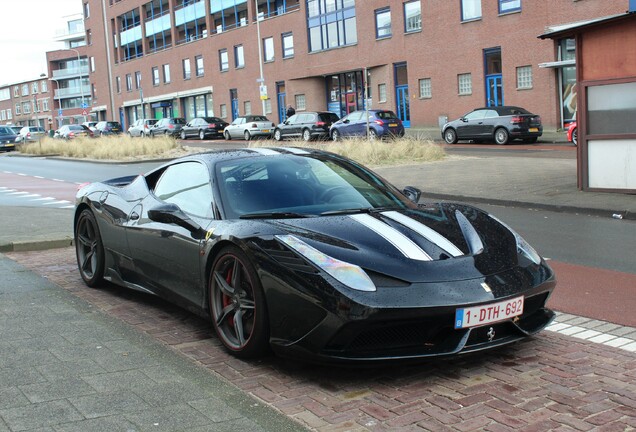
[230,89,239,120]
[396,85,410,128]
[486,75,503,107]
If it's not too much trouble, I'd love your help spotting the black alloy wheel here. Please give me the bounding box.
[75,209,105,287]
[572,128,578,146]
[209,246,269,358]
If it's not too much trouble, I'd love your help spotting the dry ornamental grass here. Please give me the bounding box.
[18,134,445,166]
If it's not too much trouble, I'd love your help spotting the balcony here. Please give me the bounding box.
[52,67,90,80]
[54,85,91,99]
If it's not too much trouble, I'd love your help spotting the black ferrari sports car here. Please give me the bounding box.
[74,147,556,363]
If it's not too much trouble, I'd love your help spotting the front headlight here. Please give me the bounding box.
[276,235,376,292]
[489,215,542,265]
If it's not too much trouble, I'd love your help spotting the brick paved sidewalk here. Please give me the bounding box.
[6,247,636,432]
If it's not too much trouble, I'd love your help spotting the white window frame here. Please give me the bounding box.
[32,82,39,93]
[458,73,472,95]
[244,100,251,115]
[263,37,274,62]
[295,94,306,111]
[378,83,387,103]
[282,32,294,58]
[516,65,533,89]
[163,64,171,83]
[195,55,204,77]
[404,1,422,33]
[264,98,272,114]
[461,0,482,21]
[418,78,432,98]
[220,103,227,118]
[7,108,12,119]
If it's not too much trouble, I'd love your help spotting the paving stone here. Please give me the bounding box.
[20,377,96,403]
[0,400,84,431]
[68,390,150,418]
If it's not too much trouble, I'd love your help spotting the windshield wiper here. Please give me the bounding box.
[319,206,404,216]
[239,211,315,219]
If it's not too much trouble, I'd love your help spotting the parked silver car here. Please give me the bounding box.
[223,115,275,140]
[18,126,47,142]
[127,119,157,137]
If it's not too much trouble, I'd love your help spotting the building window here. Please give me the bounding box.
[135,71,142,89]
[83,2,90,18]
[42,98,49,111]
[244,100,251,115]
[375,8,391,39]
[307,0,357,52]
[499,0,521,14]
[282,32,294,58]
[404,1,422,32]
[183,58,191,79]
[516,66,532,89]
[152,67,160,86]
[41,81,48,92]
[6,109,11,120]
[211,0,248,34]
[0,111,5,121]
[295,94,306,111]
[195,55,204,76]
[263,37,274,62]
[13,87,19,97]
[220,103,227,118]
[116,76,121,93]
[264,98,272,114]
[126,74,132,91]
[219,49,229,71]
[32,82,39,93]
[90,57,95,72]
[15,104,21,115]
[419,78,432,98]
[461,0,482,21]
[22,102,31,114]
[21,84,29,96]
[458,73,472,95]
[378,83,387,102]
[163,64,171,83]
[234,45,244,68]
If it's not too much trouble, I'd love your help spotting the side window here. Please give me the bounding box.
[287,114,298,124]
[484,110,499,118]
[153,162,214,218]
[464,110,486,121]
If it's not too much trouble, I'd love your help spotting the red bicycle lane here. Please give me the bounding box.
[0,171,78,203]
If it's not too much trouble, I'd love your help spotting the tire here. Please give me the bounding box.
[199,130,205,140]
[140,132,146,138]
[443,128,458,144]
[75,209,105,287]
[244,130,251,141]
[572,128,578,146]
[302,128,312,142]
[149,131,154,138]
[209,245,269,358]
[180,130,187,140]
[274,129,282,141]
[369,129,378,140]
[494,128,509,145]
[224,131,231,141]
[331,129,340,142]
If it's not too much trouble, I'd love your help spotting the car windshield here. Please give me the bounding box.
[216,155,413,219]
[173,118,186,124]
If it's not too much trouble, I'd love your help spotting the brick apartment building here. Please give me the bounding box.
[1,0,629,132]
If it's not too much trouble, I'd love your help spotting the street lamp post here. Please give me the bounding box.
[49,78,62,129]
[255,0,266,116]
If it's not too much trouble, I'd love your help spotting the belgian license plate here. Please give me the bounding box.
[262,129,270,133]
[529,127,539,132]
[454,296,524,329]
[389,123,398,127]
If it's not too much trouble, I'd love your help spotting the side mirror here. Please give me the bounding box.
[148,203,205,239]
[460,117,468,122]
[402,186,421,204]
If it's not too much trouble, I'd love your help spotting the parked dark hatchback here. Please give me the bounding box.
[95,121,123,136]
[274,111,340,141]
[180,117,229,140]
[0,126,18,151]
[442,106,543,145]
[150,117,186,137]
[330,109,405,140]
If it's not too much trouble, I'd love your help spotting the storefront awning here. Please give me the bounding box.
[538,59,576,69]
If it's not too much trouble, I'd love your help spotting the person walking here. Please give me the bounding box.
[286,104,295,119]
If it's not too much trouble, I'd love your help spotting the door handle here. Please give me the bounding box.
[130,211,139,221]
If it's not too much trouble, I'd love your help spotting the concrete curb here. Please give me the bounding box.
[0,237,74,253]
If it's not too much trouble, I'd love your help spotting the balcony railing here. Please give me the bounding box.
[53,67,90,80]
[54,85,91,99]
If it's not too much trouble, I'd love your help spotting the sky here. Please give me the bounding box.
[0,0,82,86]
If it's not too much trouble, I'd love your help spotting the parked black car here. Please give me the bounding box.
[0,126,18,151]
[150,117,186,137]
[441,106,543,145]
[180,117,229,140]
[95,121,123,136]
[273,111,340,141]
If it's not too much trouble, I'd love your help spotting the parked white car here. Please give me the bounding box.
[127,119,157,137]
[223,115,275,141]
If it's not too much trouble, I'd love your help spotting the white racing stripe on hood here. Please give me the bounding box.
[250,148,281,155]
[350,214,432,261]
[381,211,464,257]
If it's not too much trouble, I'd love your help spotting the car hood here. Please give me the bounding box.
[249,203,528,284]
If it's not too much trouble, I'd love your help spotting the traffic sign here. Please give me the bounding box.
[82,102,88,109]
[58,109,63,116]
[82,109,88,116]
